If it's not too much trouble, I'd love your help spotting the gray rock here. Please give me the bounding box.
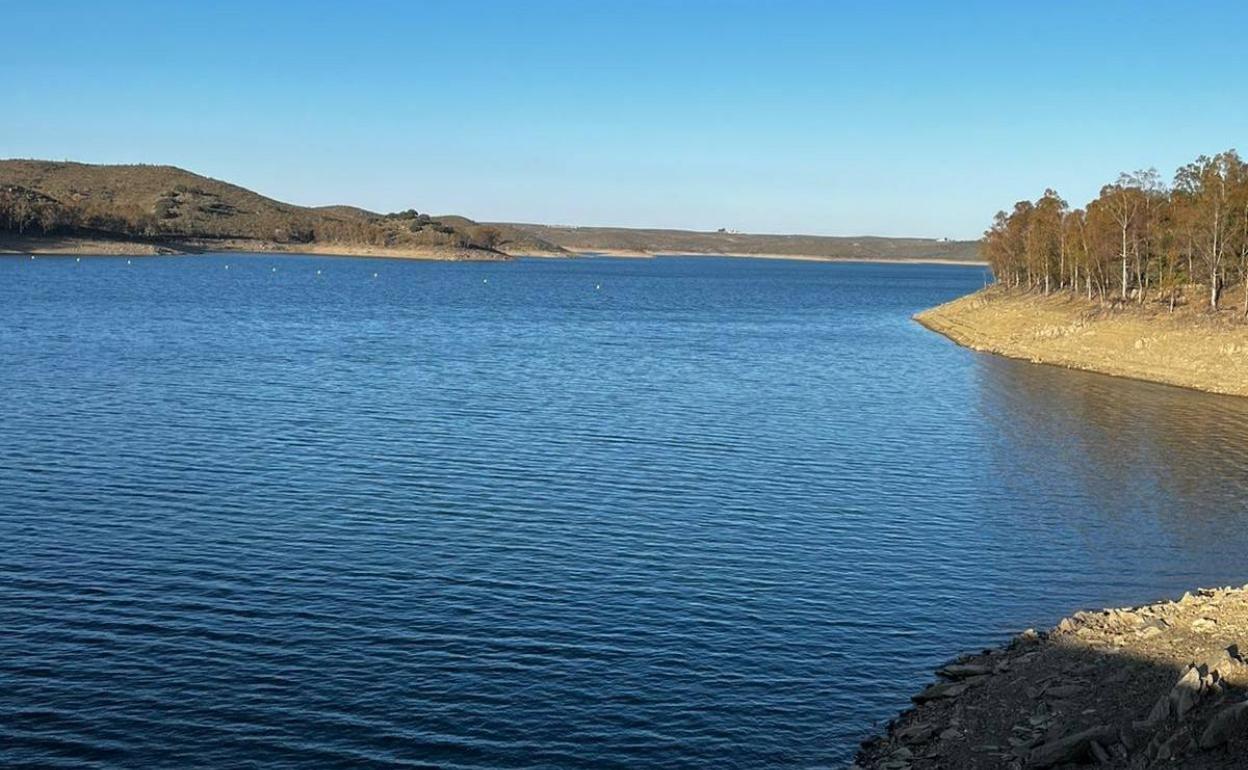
[937,663,994,680]
[1170,666,1202,720]
[1026,725,1118,768]
[896,722,935,744]
[1089,739,1111,764]
[913,680,970,703]
[1044,684,1083,700]
[1198,702,1248,749]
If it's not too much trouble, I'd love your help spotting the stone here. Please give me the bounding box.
[1015,628,1040,645]
[1088,740,1111,764]
[1228,643,1244,665]
[1026,725,1118,768]
[1044,684,1083,699]
[1192,617,1218,633]
[1170,666,1203,720]
[913,680,970,703]
[1198,702,1248,749]
[896,722,935,744]
[937,663,994,680]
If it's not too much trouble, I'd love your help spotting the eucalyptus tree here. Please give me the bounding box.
[1173,152,1242,311]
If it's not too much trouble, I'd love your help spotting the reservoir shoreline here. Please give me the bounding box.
[917,287,1248,398]
[855,585,1248,769]
[0,235,986,266]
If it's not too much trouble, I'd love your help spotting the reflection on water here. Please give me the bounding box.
[976,354,1248,531]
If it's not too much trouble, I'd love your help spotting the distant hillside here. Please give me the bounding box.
[0,160,563,258]
[499,223,982,262]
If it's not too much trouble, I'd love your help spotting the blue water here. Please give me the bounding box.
[3,254,1248,769]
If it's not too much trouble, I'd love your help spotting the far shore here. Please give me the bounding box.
[502,246,987,266]
[0,234,508,261]
[2,234,986,266]
[918,287,1248,398]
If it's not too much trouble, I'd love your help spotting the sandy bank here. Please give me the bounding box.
[856,586,1248,769]
[917,288,1248,398]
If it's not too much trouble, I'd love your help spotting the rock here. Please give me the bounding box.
[913,680,970,703]
[1228,643,1244,665]
[939,727,961,741]
[1057,618,1076,633]
[1044,684,1084,700]
[1192,617,1218,633]
[1026,725,1118,768]
[896,722,935,744]
[1198,702,1248,749]
[1088,739,1111,764]
[937,663,994,680]
[1014,628,1040,646]
[1170,666,1203,720]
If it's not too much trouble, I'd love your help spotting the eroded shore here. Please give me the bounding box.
[0,234,510,261]
[856,586,1248,769]
[917,288,1248,398]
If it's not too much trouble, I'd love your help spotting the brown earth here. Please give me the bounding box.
[0,233,509,261]
[916,288,1248,398]
[856,586,1248,769]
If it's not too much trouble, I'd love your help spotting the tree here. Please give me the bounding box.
[1173,152,1243,311]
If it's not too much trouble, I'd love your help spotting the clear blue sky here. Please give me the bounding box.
[5,1,1246,239]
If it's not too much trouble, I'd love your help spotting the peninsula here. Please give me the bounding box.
[917,149,1248,398]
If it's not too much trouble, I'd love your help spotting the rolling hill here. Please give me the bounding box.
[0,160,982,263]
[0,160,562,258]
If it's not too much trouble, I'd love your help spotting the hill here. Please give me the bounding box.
[496,223,982,262]
[0,160,563,259]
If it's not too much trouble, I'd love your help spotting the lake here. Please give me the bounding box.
[3,254,1248,769]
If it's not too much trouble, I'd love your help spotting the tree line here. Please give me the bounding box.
[983,150,1248,314]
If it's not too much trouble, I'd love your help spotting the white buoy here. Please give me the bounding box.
[483,278,488,284]
[595,284,601,290]
[373,272,378,278]
[272,267,277,272]
[316,269,322,276]
[225,264,230,270]
[76,258,81,263]
[127,259,132,265]
[30,255,34,260]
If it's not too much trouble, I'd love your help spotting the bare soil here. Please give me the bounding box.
[0,233,509,261]
[917,288,1248,398]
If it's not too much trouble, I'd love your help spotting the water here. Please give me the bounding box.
[3,254,1248,769]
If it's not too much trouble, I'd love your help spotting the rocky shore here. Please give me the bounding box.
[855,586,1248,769]
[917,288,1248,398]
